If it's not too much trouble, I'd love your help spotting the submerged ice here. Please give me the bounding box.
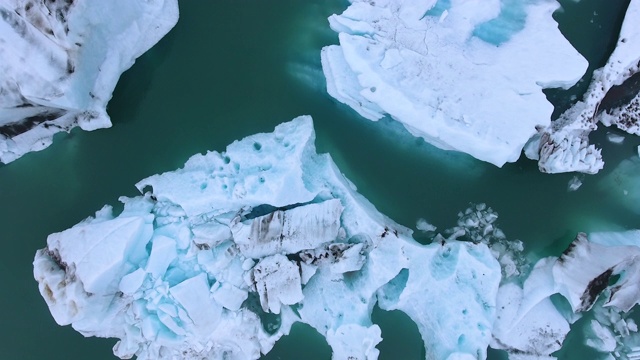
[321,0,587,167]
[0,0,178,163]
[33,117,640,359]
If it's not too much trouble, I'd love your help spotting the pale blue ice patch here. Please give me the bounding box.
[473,0,528,46]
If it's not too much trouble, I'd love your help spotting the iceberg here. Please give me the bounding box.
[34,116,503,359]
[32,116,640,359]
[492,231,640,359]
[529,0,640,174]
[321,0,587,167]
[0,0,179,163]
[599,156,640,214]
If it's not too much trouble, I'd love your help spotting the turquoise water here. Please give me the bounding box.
[0,0,638,359]
[473,0,527,46]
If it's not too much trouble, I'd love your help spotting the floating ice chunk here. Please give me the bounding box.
[492,230,640,359]
[119,268,147,295]
[0,0,178,163]
[416,218,437,232]
[567,176,583,191]
[607,132,626,144]
[535,129,604,174]
[321,45,386,121]
[533,0,640,173]
[34,116,503,359]
[322,0,587,167]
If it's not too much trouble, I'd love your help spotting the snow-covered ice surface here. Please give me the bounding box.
[529,0,640,174]
[33,117,503,360]
[0,0,178,163]
[321,0,587,167]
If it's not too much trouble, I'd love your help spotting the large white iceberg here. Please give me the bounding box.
[321,0,587,167]
[34,116,502,359]
[0,0,178,163]
[528,0,640,174]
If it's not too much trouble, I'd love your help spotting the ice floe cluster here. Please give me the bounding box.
[0,0,178,163]
[600,156,640,214]
[33,117,502,360]
[33,117,640,359]
[441,203,526,279]
[527,0,640,174]
[321,0,587,168]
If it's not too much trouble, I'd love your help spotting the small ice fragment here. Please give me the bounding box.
[567,176,582,191]
[252,254,303,314]
[416,218,437,232]
[606,132,625,144]
[439,9,449,23]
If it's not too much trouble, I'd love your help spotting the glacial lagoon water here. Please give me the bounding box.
[0,0,639,359]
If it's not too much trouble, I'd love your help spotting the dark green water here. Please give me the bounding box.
[0,0,638,359]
